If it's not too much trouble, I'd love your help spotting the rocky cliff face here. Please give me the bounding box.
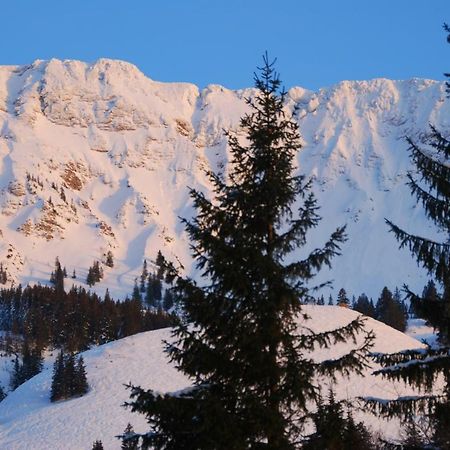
[0,58,448,298]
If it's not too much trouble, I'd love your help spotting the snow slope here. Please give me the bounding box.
[0,306,439,449]
[0,59,448,298]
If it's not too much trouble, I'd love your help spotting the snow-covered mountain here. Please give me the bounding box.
[0,58,448,299]
[0,306,438,449]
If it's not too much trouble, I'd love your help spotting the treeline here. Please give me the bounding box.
[315,286,408,332]
[0,283,173,354]
[9,340,43,390]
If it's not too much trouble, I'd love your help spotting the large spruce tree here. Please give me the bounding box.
[369,25,450,448]
[125,55,373,449]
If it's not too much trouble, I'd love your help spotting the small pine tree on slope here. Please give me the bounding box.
[303,390,375,450]
[119,423,139,450]
[368,25,450,449]
[92,440,104,450]
[337,288,350,307]
[124,55,373,449]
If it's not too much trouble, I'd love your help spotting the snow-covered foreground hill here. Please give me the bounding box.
[0,306,439,449]
[0,58,448,299]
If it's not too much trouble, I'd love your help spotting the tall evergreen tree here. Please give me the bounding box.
[156,251,165,280]
[152,275,162,305]
[0,384,6,402]
[51,257,65,294]
[125,55,372,449]
[140,260,149,292]
[145,275,162,308]
[64,352,77,396]
[50,350,66,402]
[368,25,450,448]
[73,355,89,396]
[132,279,143,302]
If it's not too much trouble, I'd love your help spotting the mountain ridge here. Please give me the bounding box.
[0,58,448,299]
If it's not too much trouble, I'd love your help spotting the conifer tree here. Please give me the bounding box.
[66,354,80,396]
[92,440,104,450]
[152,274,162,304]
[414,279,439,319]
[120,423,139,450]
[368,25,450,448]
[132,279,142,302]
[342,411,375,449]
[0,384,6,402]
[10,341,43,389]
[9,358,21,390]
[0,263,7,284]
[51,257,65,294]
[22,342,43,381]
[144,276,154,307]
[337,288,350,307]
[50,350,66,402]
[63,352,75,397]
[375,287,407,332]
[140,260,148,292]
[125,55,372,449]
[87,261,103,286]
[156,251,165,280]
[74,355,89,396]
[86,267,94,287]
[303,390,375,449]
[106,250,114,268]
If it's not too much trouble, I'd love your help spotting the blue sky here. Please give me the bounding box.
[1,1,449,90]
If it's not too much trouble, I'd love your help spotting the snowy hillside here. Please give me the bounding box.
[0,306,439,449]
[0,58,449,298]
